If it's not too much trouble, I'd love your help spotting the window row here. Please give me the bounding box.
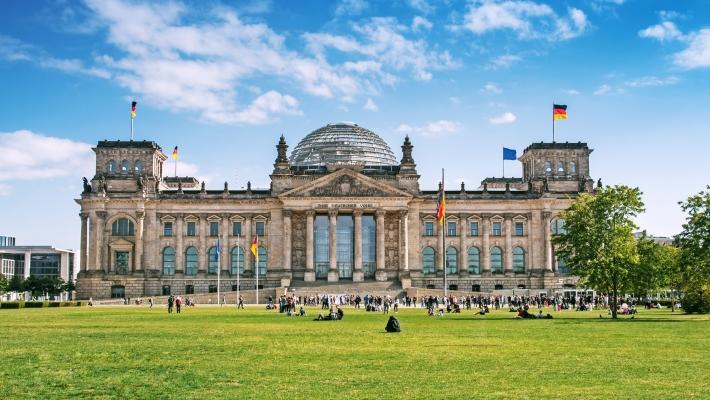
[424,221,526,237]
[543,160,577,175]
[107,159,144,174]
[162,221,265,237]
[161,246,266,276]
[421,246,527,275]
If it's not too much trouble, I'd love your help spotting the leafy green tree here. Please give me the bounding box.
[0,274,8,294]
[553,185,644,319]
[9,276,24,292]
[675,186,710,313]
[632,232,679,299]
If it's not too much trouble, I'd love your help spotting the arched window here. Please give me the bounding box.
[162,247,175,275]
[107,160,117,173]
[544,162,552,175]
[121,160,129,173]
[111,218,134,236]
[257,246,267,276]
[557,161,565,174]
[134,160,144,172]
[468,247,480,274]
[208,246,219,274]
[569,161,577,174]
[422,247,435,274]
[490,246,503,274]
[446,246,458,274]
[513,247,525,273]
[185,247,198,275]
[230,246,244,275]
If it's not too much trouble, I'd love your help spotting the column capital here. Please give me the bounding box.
[328,209,338,218]
[79,212,89,219]
[95,210,107,219]
[376,209,386,218]
[542,211,552,220]
[136,210,146,220]
[283,210,292,218]
[305,210,315,217]
[353,209,363,217]
[399,210,408,218]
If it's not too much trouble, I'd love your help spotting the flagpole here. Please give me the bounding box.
[552,102,555,142]
[236,235,240,307]
[131,118,134,141]
[255,236,259,306]
[217,239,221,307]
[502,151,505,178]
[442,168,447,300]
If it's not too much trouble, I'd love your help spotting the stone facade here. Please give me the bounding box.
[76,127,594,299]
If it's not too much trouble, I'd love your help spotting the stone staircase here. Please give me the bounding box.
[284,280,404,298]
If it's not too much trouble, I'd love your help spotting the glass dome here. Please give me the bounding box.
[290,122,398,167]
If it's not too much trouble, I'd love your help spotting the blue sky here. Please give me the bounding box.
[1,0,709,251]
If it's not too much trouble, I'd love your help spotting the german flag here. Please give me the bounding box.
[250,236,259,259]
[553,104,567,120]
[171,146,179,160]
[436,182,445,225]
[130,101,137,119]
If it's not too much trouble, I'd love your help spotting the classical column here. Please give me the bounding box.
[221,216,229,274]
[244,215,252,274]
[352,210,363,282]
[304,211,315,282]
[198,214,207,274]
[458,214,466,276]
[481,216,490,274]
[175,214,184,273]
[375,210,387,281]
[327,210,339,282]
[134,210,145,273]
[79,213,88,272]
[95,211,106,273]
[504,216,513,275]
[399,211,409,273]
[543,212,553,272]
[283,211,292,273]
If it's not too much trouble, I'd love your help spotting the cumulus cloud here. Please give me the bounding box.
[412,16,433,31]
[0,130,95,193]
[481,82,502,94]
[335,0,369,16]
[396,120,461,137]
[594,84,612,95]
[674,29,710,69]
[639,21,684,42]
[461,1,589,41]
[363,98,378,111]
[625,76,679,88]
[407,0,434,14]
[489,112,516,124]
[564,89,580,95]
[486,54,522,69]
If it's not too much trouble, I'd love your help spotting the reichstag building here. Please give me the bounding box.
[76,122,594,299]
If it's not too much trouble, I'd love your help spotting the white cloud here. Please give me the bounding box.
[363,98,378,111]
[489,112,516,124]
[487,54,522,69]
[335,0,369,16]
[407,0,434,14]
[208,91,301,124]
[674,29,710,69]
[594,84,612,95]
[625,76,679,88]
[304,17,459,82]
[0,131,95,193]
[481,82,502,94]
[639,21,684,42]
[564,89,580,95]
[462,1,588,41]
[449,96,461,104]
[412,16,433,31]
[396,120,461,137]
[0,183,11,196]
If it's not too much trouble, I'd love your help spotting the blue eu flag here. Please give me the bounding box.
[503,147,516,160]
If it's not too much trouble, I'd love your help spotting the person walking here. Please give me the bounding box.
[175,296,182,314]
[167,295,174,314]
[148,297,153,309]
[237,295,244,309]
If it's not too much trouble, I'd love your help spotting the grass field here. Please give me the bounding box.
[1,306,708,399]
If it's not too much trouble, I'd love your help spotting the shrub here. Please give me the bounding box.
[47,302,61,307]
[0,302,25,309]
[60,301,74,307]
[76,301,87,306]
[24,301,47,308]
[682,291,710,314]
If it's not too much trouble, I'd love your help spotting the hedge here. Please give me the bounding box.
[0,302,25,309]
[1,301,86,309]
[24,301,47,308]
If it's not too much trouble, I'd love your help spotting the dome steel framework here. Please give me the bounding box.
[289,122,398,167]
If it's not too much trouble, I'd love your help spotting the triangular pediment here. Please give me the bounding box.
[280,168,412,198]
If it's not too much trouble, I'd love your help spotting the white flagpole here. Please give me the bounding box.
[255,236,259,305]
[236,235,240,307]
[217,239,221,306]
[130,117,134,141]
[442,168,447,299]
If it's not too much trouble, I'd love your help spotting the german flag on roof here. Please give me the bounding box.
[553,104,567,120]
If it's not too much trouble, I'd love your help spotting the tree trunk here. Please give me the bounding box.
[611,274,618,319]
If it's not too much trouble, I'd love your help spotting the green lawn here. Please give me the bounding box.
[1,306,708,399]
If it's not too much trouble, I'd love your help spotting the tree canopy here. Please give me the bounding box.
[675,185,710,313]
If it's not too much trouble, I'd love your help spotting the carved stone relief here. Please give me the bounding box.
[291,212,306,269]
[385,212,399,268]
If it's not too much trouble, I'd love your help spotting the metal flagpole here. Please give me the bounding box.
[442,168,447,299]
[131,118,134,141]
[552,102,555,142]
[217,239,221,306]
[503,152,505,178]
[174,156,177,177]
[236,235,240,307]
[255,236,259,305]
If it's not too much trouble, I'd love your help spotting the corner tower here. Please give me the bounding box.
[518,142,594,193]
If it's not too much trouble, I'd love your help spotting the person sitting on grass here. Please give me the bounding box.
[437,308,445,317]
[299,307,306,317]
[336,306,344,320]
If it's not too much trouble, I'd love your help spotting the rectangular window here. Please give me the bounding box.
[492,222,502,236]
[515,222,524,236]
[232,222,242,236]
[186,222,196,236]
[256,221,265,236]
[470,222,479,236]
[424,221,434,236]
[447,221,457,236]
[163,222,173,236]
[209,222,219,237]
[115,251,129,275]
[208,284,217,293]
